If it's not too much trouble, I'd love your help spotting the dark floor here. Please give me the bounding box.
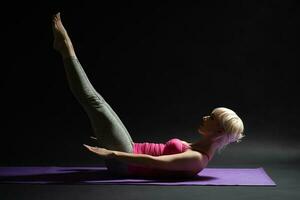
[1,139,300,200]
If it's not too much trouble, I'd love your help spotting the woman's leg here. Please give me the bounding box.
[62,58,134,151]
[63,58,133,176]
[52,13,133,176]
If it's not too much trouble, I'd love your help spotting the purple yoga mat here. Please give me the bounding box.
[0,166,276,186]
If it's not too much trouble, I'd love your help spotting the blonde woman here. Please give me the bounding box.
[52,12,245,178]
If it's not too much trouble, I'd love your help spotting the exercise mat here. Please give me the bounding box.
[0,166,276,186]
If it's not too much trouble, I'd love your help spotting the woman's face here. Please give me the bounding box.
[198,112,223,138]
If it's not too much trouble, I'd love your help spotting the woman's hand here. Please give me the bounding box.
[83,144,114,159]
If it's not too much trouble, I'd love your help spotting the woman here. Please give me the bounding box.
[52,12,245,179]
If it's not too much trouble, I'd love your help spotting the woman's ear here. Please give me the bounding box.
[212,134,225,143]
[217,128,224,134]
[215,126,224,135]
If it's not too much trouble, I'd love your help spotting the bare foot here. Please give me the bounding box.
[52,12,76,58]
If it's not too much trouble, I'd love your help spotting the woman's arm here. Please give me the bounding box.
[83,144,205,173]
[112,150,204,172]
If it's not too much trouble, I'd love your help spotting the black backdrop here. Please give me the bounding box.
[1,1,299,166]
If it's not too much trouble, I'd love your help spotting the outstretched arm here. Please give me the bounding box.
[114,150,204,172]
[83,144,205,173]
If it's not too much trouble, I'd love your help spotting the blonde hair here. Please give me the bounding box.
[212,107,245,153]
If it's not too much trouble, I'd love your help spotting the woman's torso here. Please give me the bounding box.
[127,138,210,177]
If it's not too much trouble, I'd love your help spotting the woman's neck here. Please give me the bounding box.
[189,137,222,160]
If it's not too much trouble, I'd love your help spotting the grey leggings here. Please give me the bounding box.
[62,57,134,176]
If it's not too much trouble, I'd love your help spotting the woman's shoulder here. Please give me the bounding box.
[184,149,209,166]
[174,150,208,173]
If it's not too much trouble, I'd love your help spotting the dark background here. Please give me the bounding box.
[1,1,299,169]
[1,1,300,200]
